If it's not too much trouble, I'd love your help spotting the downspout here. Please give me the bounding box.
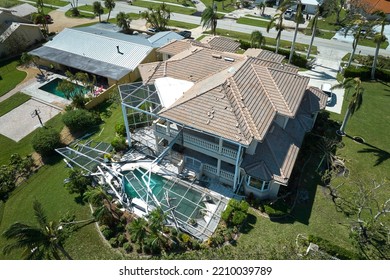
[121,103,132,148]
[233,144,242,192]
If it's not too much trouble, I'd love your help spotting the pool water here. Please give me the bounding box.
[124,168,205,220]
[39,78,87,98]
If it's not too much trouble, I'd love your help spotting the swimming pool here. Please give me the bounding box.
[124,168,205,221]
[39,78,87,98]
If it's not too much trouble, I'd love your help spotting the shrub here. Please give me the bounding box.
[123,242,133,253]
[308,235,361,260]
[232,211,247,226]
[117,234,127,246]
[344,66,371,80]
[263,199,290,217]
[109,237,119,248]
[111,136,127,152]
[221,205,234,222]
[180,233,191,244]
[239,39,251,50]
[62,109,100,132]
[115,121,126,136]
[101,226,114,240]
[32,128,61,156]
[376,68,390,82]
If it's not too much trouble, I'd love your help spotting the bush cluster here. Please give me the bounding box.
[32,128,61,156]
[62,109,101,132]
[111,136,127,152]
[308,235,361,260]
[221,199,249,226]
[344,66,390,82]
[115,122,127,136]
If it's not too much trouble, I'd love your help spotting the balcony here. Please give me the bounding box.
[203,163,235,186]
[155,123,238,161]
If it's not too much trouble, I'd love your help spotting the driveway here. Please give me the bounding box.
[298,46,347,114]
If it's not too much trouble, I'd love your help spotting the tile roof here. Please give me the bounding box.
[141,46,245,84]
[241,87,325,185]
[157,40,195,56]
[244,48,286,63]
[203,36,241,53]
[158,57,309,145]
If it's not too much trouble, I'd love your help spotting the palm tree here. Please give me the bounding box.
[250,30,266,48]
[147,208,166,233]
[116,12,132,33]
[93,1,104,23]
[2,200,72,260]
[306,4,319,60]
[201,3,218,36]
[332,77,364,136]
[104,0,116,22]
[20,52,44,76]
[64,168,92,198]
[371,11,388,80]
[84,186,120,226]
[345,15,369,68]
[279,0,303,64]
[267,9,285,54]
[256,2,266,16]
[141,3,171,31]
[127,218,148,248]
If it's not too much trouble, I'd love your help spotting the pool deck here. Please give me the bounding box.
[21,73,72,108]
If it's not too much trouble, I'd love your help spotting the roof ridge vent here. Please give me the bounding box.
[224,57,235,62]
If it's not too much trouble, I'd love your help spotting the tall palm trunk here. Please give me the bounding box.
[338,108,351,135]
[371,24,385,80]
[288,21,299,64]
[307,5,319,59]
[276,30,281,54]
[347,35,359,67]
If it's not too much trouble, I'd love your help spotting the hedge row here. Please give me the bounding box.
[308,235,362,260]
[344,66,390,81]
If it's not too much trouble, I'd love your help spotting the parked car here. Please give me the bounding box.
[321,83,334,105]
[178,30,192,39]
[284,9,293,20]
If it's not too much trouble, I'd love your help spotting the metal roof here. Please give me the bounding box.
[30,46,132,81]
[31,28,153,79]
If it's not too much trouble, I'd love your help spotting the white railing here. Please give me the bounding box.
[221,147,238,159]
[155,123,238,159]
[220,169,235,182]
[203,164,217,175]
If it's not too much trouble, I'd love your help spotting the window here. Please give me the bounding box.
[247,176,270,192]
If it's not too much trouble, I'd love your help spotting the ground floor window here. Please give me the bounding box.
[247,176,270,192]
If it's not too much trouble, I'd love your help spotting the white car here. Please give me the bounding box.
[321,83,334,105]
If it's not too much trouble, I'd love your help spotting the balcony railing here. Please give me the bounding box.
[203,164,235,184]
[155,123,238,159]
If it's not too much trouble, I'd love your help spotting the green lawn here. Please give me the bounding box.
[0,58,27,97]
[237,17,273,29]
[0,0,18,8]
[168,20,199,30]
[142,0,196,8]
[0,92,30,117]
[42,0,68,6]
[202,0,236,13]
[309,9,348,32]
[209,28,317,54]
[0,98,126,260]
[78,4,109,14]
[65,9,95,19]
[132,0,196,15]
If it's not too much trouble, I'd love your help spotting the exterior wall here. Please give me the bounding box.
[304,4,318,15]
[243,179,280,200]
[0,25,43,57]
[85,84,116,109]
[246,139,258,155]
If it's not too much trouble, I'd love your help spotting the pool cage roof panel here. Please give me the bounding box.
[119,83,163,115]
[124,168,228,240]
[56,141,113,172]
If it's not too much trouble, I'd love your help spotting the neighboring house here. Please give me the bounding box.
[349,0,390,19]
[157,36,240,61]
[0,10,43,58]
[10,3,38,20]
[120,45,327,200]
[29,24,183,86]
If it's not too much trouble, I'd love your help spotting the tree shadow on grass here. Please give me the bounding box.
[345,134,390,166]
[74,195,86,205]
[240,213,257,234]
